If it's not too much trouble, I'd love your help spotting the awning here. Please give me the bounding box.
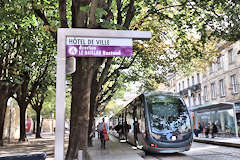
[188,102,235,112]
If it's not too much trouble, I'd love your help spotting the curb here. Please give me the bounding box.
[193,139,240,148]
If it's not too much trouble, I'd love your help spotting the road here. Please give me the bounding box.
[141,142,240,160]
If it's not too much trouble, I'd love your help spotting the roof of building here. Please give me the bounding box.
[188,102,235,112]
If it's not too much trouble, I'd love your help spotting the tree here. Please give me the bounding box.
[14,27,55,141]
[0,0,33,145]
[31,93,45,138]
[31,73,55,138]
[0,0,56,143]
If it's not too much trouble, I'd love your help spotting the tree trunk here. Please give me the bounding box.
[88,83,98,146]
[0,96,8,146]
[88,106,95,146]
[88,58,111,146]
[0,85,19,146]
[36,110,41,138]
[33,120,36,134]
[19,105,27,142]
[66,58,97,160]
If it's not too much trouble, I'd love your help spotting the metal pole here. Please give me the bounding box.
[54,30,66,160]
[233,104,239,137]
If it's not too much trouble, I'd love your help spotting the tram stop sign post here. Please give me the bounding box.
[55,28,151,160]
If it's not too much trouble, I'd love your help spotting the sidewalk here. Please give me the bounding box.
[0,134,68,160]
[88,135,144,160]
[193,136,240,148]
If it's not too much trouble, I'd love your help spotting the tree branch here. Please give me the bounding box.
[123,0,135,28]
[59,0,68,28]
[102,54,137,86]
[89,0,99,28]
[97,58,113,91]
[98,75,119,104]
[33,7,57,42]
[28,57,50,103]
[31,93,45,112]
[116,0,122,25]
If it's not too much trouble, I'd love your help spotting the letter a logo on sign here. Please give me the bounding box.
[68,46,78,56]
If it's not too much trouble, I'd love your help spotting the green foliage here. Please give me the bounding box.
[1,0,57,123]
[100,0,240,115]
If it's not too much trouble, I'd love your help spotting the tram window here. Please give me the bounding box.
[147,96,191,133]
[136,104,141,119]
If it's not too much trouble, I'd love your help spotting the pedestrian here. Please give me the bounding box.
[194,122,203,137]
[211,123,218,138]
[198,122,203,133]
[97,124,100,139]
[98,117,109,149]
[205,124,210,138]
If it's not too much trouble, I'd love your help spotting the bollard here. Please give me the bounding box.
[78,150,83,160]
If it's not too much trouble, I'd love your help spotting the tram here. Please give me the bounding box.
[110,91,193,153]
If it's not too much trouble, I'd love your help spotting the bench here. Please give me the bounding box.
[0,152,46,160]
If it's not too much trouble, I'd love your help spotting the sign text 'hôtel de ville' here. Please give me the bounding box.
[66,37,133,57]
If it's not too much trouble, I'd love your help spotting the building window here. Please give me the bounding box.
[193,96,196,106]
[217,56,223,69]
[188,97,191,107]
[198,93,202,105]
[197,73,200,84]
[204,86,208,101]
[210,63,214,73]
[179,83,181,92]
[187,78,190,88]
[211,82,217,99]
[182,81,185,89]
[229,49,235,64]
[219,79,225,97]
[192,76,195,86]
[231,74,238,94]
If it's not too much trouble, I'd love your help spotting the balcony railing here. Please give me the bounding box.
[191,83,201,92]
[179,83,201,96]
[179,88,188,96]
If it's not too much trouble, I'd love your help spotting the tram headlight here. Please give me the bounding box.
[171,136,177,141]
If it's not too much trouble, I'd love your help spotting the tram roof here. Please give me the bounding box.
[143,90,180,97]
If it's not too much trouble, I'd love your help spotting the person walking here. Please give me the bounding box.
[211,123,218,138]
[98,118,109,149]
[205,124,210,138]
[194,122,203,137]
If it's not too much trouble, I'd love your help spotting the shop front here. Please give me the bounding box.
[235,103,240,136]
[189,102,238,138]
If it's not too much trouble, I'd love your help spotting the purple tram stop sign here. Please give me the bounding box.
[66,37,133,57]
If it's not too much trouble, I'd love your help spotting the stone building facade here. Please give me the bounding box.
[167,40,240,137]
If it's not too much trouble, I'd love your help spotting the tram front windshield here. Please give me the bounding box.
[147,95,191,135]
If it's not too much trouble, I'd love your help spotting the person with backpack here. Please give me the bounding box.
[98,118,109,149]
